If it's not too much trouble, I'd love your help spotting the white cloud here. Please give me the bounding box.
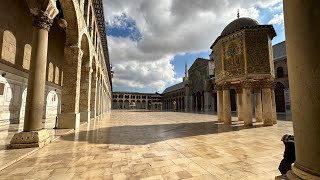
[104,0,283,91]
[268,12,284,25]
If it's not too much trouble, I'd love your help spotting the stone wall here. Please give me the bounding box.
[0,65,61,125]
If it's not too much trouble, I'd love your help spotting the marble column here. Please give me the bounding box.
[184,96,188,112]
[271,89,277,124]
[217,86,224,123]
[10,9,58,148]
[222,84,231,125]
[95,80,99,115]
[79,67,92,122]
[235,86,243,122]
[254,87,263,122]
[284,1,320,178]
[242,81,253,126]
[262,81,273,126]
[90,74,97,117]
[99,78,103,114]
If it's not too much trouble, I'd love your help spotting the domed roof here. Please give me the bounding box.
[221,17,259,36]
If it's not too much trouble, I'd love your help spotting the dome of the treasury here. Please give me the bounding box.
[221,17,260,36]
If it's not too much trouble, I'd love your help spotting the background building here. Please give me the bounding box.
[161,41,290,114]
[112,92,162,111]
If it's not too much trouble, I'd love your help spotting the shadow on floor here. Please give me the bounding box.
[60,121,266,145]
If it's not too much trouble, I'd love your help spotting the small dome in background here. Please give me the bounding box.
[221,17,260,36]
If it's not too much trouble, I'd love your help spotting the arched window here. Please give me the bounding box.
[277,67,284,78]
[1,31,16,64]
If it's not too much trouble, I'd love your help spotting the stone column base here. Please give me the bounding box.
[9,129,51,149]
[80,111,91,122]
[286,165,320,180]
[57,113,80,129]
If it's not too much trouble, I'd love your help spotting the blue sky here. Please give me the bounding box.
[105,0,285,93]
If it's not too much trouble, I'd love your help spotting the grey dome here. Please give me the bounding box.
[221,17,259,36]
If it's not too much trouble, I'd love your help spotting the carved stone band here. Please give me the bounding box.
[222,82,231,90]
[32,11,53,31]
[261,79,275,89]
[215,85,222,91]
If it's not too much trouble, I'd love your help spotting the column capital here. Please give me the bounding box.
[215,85,222,91]
[28,0,59,31]
[235,84,243,94]
[222,82,231,90]
[241,80,253,89]
[31,11,54,31]
[252,81,262,93]
[261,79,275,89]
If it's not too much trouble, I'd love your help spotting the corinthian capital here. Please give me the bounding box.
[32,11,53,31]
[27,0,59,31]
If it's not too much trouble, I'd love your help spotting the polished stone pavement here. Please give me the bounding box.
[0,110,293,179]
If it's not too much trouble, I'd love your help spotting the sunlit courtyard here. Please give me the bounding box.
[0,111,293,179]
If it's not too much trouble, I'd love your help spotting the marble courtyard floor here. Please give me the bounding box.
[0,110,293,180]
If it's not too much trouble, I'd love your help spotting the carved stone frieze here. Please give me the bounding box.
[222,82,231,90]
[245,29,271,74]
[241,80,253,89]
[261,79,275,89]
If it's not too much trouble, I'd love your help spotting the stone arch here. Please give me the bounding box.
[275,82,285,112]
[79,34,91,121]
[45,90,60,120]
[124,100,129,109]
[58,0,80,46]
[148,100,152,110]
[136,100,141,109]
[112,100,118,109]
[119,100,124,109]
[142,100,146,109]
